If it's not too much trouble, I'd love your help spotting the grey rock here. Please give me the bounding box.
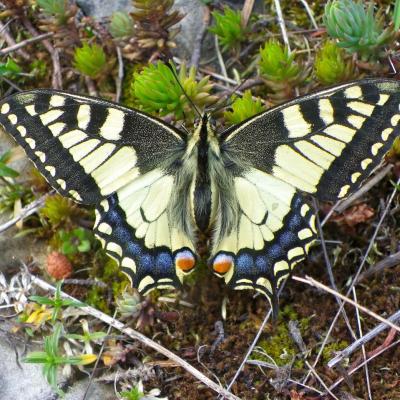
[76,0,133,19]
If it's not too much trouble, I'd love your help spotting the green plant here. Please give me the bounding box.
[224,90,264,125]
[29,281,84,323]
[66,319,106,354]
[23,323,96,396]
[132,62,217,121]
[109,11,134,38]
[324,0,392,60]
[37,0,67,21]
[0,58,22,77]
[58,227,94,256]
[315,41,353,85]
[40,194,76,226]
[120,381,167,400]
[259,39,301,83]
[73,43,107,79]
[209,6,246,51]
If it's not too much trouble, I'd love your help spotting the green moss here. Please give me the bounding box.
[224,90,264,125]
[321,340,349,363]
[253,306,308,368]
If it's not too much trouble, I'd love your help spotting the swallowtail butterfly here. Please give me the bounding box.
[0,78,398,308]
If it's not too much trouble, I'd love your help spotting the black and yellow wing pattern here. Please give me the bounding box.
[211,78,400,302]
[0,78,399,306]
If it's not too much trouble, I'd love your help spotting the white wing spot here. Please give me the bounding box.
[25,105,36,116]
[77,104,91,130]
[35,151,46,163]
[16,125,26,137]
[50,95,65,107]
[310,135,346,156]
[26,138,36,149]
[138,275,155,293]
[69,139,100,161]
[381,127,393,141]
[97,222,112,234]
[281,104,311,138]
[318,98,334,125]
[361,158,372,170]
[351,172,361,183]
[99,108,125,140]
[298,228,314,240]
[106,241,123,257]
[344,86,362,99]
[255,277,272,294]
[80,143,116,174]
[300,204,309,217]
[45,165,56,176]
[347,101,374,117]
[7,114,17,124]
[288,247,304,260]
[121,257,137,274]
[338,184,350,198]
[1,103,10,114]
[273,260,289,275]
[69,190,82,201]
[377,94,389,106]
[59,129,88,149]
[371,142,383,156]
[391,115,400,126]
[48,122,66,137]
[56,179,66,190]
[347,115,365,129]
[40,109,63,125]
[324,124,356,143]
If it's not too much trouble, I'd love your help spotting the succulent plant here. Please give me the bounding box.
[73,43,107,79]
[209,6,246,51]
[315,41,353,85]
[324,0,393,60]
[117,0,183,61]
[258,40,306,99]
[224,90,264,125]
[109,11,134,39]
[132,62,218,121]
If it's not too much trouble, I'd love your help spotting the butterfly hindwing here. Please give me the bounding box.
[94,169,197,294]
[0,90,186,204]
[221,78,400,201]
[210,168,316,299]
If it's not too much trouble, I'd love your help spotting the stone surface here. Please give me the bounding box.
[76,0,132,19]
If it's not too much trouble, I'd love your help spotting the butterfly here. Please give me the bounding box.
[0,78,399,310]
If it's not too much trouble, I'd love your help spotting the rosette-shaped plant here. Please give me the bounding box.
[132,62,218,121]
[224,91,264,125]
[315,41,353,85]
[324,0,392,60]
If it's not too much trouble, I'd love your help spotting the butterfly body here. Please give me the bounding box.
[1,78,400,306]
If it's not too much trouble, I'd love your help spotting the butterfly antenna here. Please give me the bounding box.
[166,62,203,118]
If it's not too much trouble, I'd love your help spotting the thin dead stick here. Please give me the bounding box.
[115,46,124,103]
[273,0,290,50]
[0,20,30,60]
[313,198,357,340]
[31,275,241,400]
[303,176,400,384]
[305,361,340,400]
[298,0,318,29]
[215,35,228,80]
[357,250,400,282]
[352,287,372,400]
[328,339,400,392]
[327,308,400,368]
[0,32,53,56]
[0,194,47,234]
[241,0,255,28]
[293,275,400,334]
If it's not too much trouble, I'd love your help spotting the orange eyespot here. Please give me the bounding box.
[213,254,234,275]
[175,250,196,272]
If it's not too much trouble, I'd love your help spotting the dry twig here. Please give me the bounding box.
[0,32,53,56]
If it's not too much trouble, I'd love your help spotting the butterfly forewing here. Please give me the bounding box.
[0,90,186,204]
[221,78,400,201]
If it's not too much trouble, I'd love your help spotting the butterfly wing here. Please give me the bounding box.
[0,90,196,293]
[220,79,400,201]
[214,79,400,302]
[0,90,186,203]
